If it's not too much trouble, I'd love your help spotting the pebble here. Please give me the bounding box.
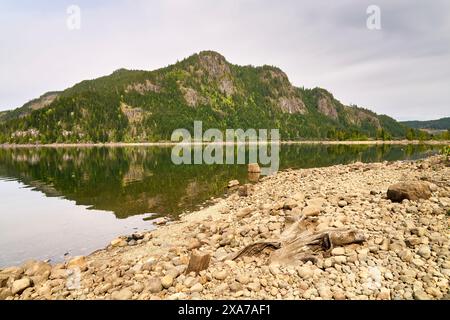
[190,283,204,293]
[161,275,174,289]
[4,155,449,301]
[148,278,162,293]
[111,288,133,300]
[213,270,228,280]
[11,278,32,295]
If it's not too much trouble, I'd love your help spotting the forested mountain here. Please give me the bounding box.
[0,51,422,143]
[401,118,450,130]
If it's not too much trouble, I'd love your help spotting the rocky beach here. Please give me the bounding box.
[1,154,449,300]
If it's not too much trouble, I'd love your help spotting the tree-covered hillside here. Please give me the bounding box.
[0,51,422,143]
[401,118,450,130]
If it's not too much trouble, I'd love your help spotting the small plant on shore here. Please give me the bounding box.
[440,145,450,162]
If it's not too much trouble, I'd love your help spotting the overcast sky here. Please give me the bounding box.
[1,0,449,120]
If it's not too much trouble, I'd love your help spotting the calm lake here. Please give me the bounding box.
[0,143,444,267]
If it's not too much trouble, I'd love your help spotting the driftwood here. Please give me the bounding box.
[270,228,365,265]
[228,242,281,260]
[185,251,211,274]
[230,207,366,266]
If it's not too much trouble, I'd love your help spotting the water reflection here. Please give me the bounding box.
[0,144,441,219]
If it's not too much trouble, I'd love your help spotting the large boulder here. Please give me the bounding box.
[387,181,431,202]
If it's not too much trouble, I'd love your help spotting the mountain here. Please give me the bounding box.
[401,117,450,130]
[0,91,60,122]
[0,51,412,144]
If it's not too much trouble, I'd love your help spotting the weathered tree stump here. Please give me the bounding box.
[185,251,211,274]
[229,228,366,266]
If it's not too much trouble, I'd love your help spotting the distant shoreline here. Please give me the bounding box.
[0,140,448,148]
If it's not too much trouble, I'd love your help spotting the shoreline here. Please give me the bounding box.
[1,139,449,148]
[0,155,449,300]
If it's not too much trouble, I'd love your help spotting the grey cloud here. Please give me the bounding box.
[0,0,448,120]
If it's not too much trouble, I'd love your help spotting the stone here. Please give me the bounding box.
[338,200,347,207]
[131,282,144,294]
[405,237,421,247]
[413,290,430,300]
[50,268,67,280]
[110,238,127,247]
[187,238,202,250]
[229,281,243,292]
[302,288,316,299]
[236,274,250,285]
[292,192,305,202]
[0,288,13,300]
[228,180,240,188]
[238,185,252,197]
[377,288,391,300]
[389,240,406,253]
[11,277,32,295]
[398,249,413,263]
[302,206,321,217]
[1,266,24,276]
[333,291,346,300]
[215,283,229,294]
[213,270,228,280]
[184,276,198,288]
[317,285,333,299]
[380,238,390,251]
[190,283,204,293]
[161,275,174,289]
[333,256,347,264]
[426,287,442,298]
[283,198,298,210]
[412,259,425,267]
[111,288,133,300]
[410,228,426,237]
[297,266,313,279]
[0,274,9,288]
[67,256,87,271]
[387,181,431,202]
[417,245,431,259]
[331,247,345,256]
[147,277,162,293]
[23,260,52,277]
[316,222,329,232]
[306,197,326,208]
[168,292,187,300]
[236,207,253,218]
[248,163,261,173]
[269,264,280,275]
[428,183,438,192]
